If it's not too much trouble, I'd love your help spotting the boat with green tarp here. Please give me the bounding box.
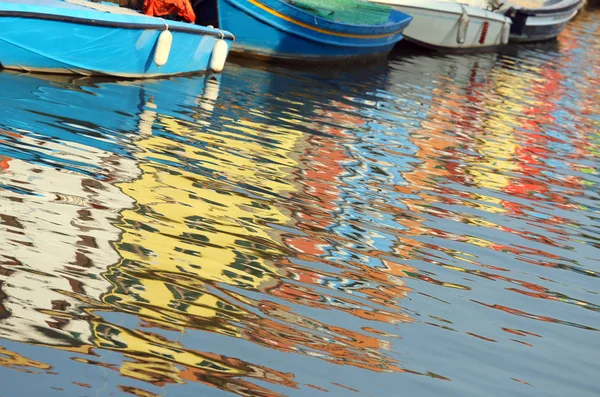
[287,0,393,25]
[192,0,413,62]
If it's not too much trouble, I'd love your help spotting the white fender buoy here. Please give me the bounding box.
[209,39,229,73]
[154,28,173,67]
[457,8,470,45]
[501,21,511,44]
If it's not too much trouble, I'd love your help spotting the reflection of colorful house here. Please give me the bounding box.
[565,21,600,162]
[0,73,140,351]
[102,72,414,382]
[464,68,518,205]
[393,55,514,282]
[252,98,418,373]
[0,151,131,345]
[394,32,593,310]
[106,113,303,314]
[277,99,419,316]
[0,72,304,395]
[0,68,412,393]
[0,344,52,373]
[468,33,584,241]
[399,47,586,270]
[93,74,314,391]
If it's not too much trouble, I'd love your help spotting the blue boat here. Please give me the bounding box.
[193,0,413,62]
[0,0,235,78]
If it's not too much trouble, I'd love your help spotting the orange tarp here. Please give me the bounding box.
[143,0,196,23]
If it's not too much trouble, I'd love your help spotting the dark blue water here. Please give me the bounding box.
[0,7,599,397]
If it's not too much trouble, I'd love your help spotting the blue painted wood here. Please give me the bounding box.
[0,0,235,77]
[208,0,412,61]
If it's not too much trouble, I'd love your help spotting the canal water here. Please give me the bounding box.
[0,8,598,397]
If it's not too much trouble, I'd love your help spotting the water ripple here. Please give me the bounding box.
[0,7,599,397]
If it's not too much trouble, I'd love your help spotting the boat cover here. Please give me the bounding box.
[287,0,392,25]
[64,0,141,15]
[143,0,195,22]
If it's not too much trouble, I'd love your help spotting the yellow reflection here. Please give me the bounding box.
[467,68,520,199]
[101,79,410,383]
[110,114,302,295]
[0,345,51,372]
[92,321,247,375]
[96,78,309,387]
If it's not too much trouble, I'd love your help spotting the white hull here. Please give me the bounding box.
[373,0,511,51]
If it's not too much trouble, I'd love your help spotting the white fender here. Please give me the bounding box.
[457,8,470,45]
[154,29,173,67]
[501,20,511,44]
[209,39,229,73]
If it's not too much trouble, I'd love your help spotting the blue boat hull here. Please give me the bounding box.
[204,0,412,61]
[0,0,235,78]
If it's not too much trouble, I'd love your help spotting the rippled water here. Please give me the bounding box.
[1,8,599,397]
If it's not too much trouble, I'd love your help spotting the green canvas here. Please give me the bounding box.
[287,0,392,25]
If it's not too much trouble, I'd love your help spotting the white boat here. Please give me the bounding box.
[370,0,512,51]
[495,0,584,42]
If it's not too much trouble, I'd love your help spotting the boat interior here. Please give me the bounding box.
[94,0,218,27]
[101,0,400,28]
[497,0,574,10]
[85,0,575,27]
[453,0,570,10]
[190,0,218,27]
[192,0,399,28]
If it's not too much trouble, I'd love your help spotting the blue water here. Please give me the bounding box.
[0,7,599,397]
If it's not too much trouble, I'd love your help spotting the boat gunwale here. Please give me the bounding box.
[372,2,511,23]
[0,9,236,39]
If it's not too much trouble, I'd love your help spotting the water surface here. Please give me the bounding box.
[0,8,599,397]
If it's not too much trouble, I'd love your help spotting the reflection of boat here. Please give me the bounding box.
[0,0,234,77]
[498,0,583,42]
[194,0,412,62]
[371,0,511,51]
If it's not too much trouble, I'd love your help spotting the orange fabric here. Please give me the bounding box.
[143,0,196,23]
[0,157,10,171]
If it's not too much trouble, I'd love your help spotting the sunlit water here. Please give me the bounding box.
[0,8,599,397]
